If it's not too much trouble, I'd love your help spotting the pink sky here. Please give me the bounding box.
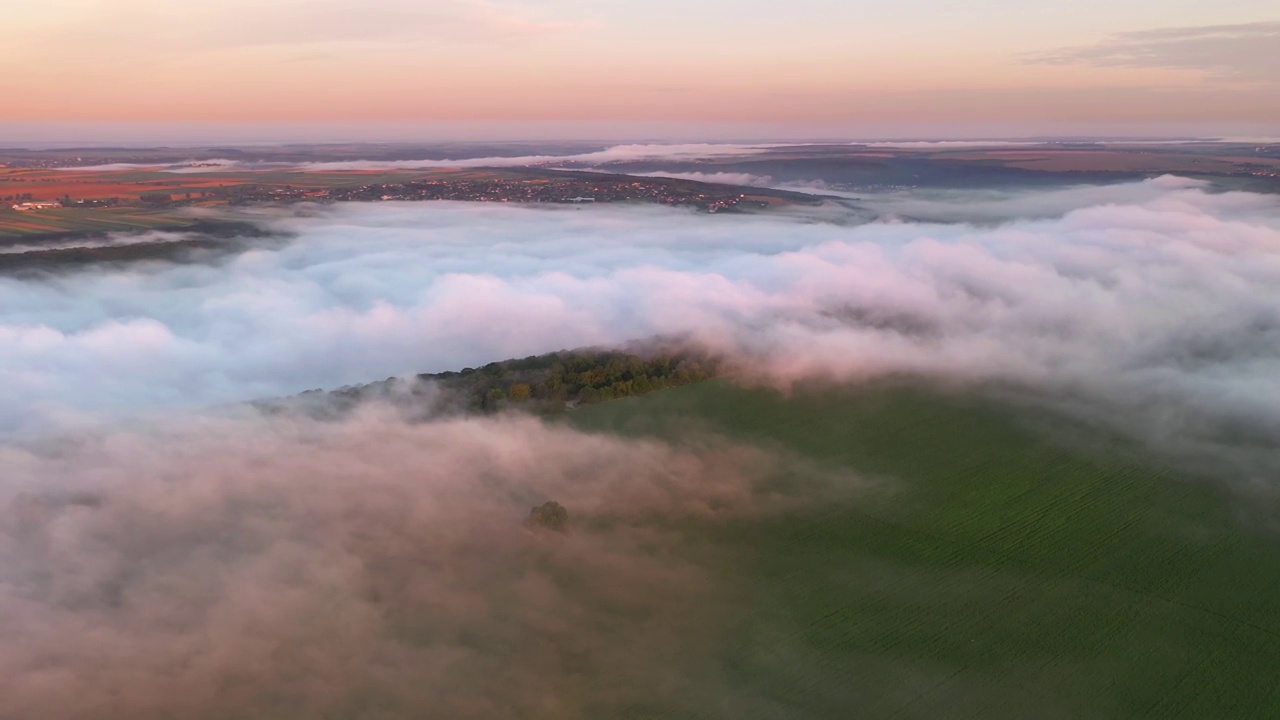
[2,1,1277,140]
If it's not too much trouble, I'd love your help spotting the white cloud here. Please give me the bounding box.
[630,171,775,186]
[1030,22,1280,84]
[9,0,579,58]
[0,408,855,718]
[0,230,202,255]
[57,144,784,173]
[845,175,1220,222]
[2,176,1279,715]
[854,140,1049,149]
[2,178,1279,467]
[291,144,781,171]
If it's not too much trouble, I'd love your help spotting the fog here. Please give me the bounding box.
[59,160,257,173]
[4,177,1279,451]
[630,171,775,186]
[0,230,204,255]
[842,174,1248,222]
[296,144,781,171]
[855,140,1048,149]
[853,139,1250,148]
[4,173,1280,716]
[61,143,786,173]
[2,406,860,719]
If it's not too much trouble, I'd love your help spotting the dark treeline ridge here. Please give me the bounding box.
[0,221,286,274]
[0,219,270,247]
[269,346,722,419]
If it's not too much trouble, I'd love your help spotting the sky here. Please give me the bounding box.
[1,0,1278,141]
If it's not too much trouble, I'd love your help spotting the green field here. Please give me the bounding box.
[566,380,1280,719]
[0,168,463,240]
[0,207,194,239]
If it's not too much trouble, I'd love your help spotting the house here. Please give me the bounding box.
[11,201,61,212]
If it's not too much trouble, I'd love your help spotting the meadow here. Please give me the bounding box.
[0,206,195,238]
[0,167,441,240]
[567,380,1280,719]
[0,167,598,240]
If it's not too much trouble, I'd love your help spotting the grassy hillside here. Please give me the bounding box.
[0,206,193,239]
[289,347,719,417]
[566,380,1280,719]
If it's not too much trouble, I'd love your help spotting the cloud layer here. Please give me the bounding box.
[3,174,1280,716]
[2,407,851,719]
[0,230,204,255]
[296,144,782,171]
[59,143,784,173]
[1032,22,1280,84]
[3,177,1279,466]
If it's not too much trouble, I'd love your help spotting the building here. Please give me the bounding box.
[11,201,61,212]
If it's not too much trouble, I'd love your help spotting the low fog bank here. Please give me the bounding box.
[60,143,787,173]
[0,407,851,720]
[626,172,1254,225]
[0,221,289,275]
[2,177,1279,472]
[0,231,206,256]
[837,175,1257,223]
[3,172,1279,717]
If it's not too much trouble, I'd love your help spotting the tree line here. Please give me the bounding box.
[278,347,722,419]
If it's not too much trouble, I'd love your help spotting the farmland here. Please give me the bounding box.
[0,165,809,242]
[0,167,521,240]
[0,206,195,238]
[566,380,1280,719]
[0,166,478,202]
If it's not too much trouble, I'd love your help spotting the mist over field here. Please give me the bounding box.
[8,0,1280,711]
[4,175,1280,717]
[3,177,1279,455]
[2,408,862,719]
[62,143,786,173]
[0,230,205,255]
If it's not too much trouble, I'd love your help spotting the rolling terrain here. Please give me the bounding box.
[562,379,1280,719]
[0,164,826,243]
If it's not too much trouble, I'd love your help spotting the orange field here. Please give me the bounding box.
[0,218,56,231]
[0,169,241,201]
[0,167,460,202]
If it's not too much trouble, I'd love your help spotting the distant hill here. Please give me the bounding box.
[258,344,723,420]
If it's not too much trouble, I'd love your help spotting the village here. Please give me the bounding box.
[3,172,768,217]
[244,176,758,212]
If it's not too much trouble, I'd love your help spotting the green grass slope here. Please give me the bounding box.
[567,380,1280,719]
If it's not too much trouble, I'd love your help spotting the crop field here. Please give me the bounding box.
[568,380,1280,719]
[0,167,505,203]
[0,169,236,200]
[0,167,472,239]
[0,207,195,239]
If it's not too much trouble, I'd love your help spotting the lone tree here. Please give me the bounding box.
[527,501,569,532]
[139,191,173,206]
